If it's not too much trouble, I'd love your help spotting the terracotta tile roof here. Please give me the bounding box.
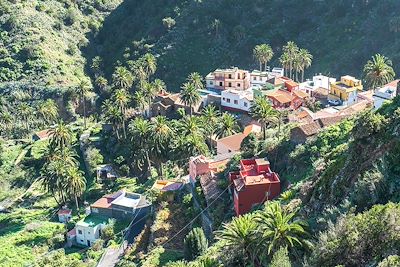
[243,124,261,135]
[34,129,52,140]
[67,228,76,236]
[314,87,329,96]
[152,180,183,191]
[58,209,72,215]
[268,90,294,104]
[297,115,349,137]
[285,80,299,87]
[383,79,399,88]
[91,190,124,209]
[293,90,309,99]
[199,173,222,206]
[218,133,246,152]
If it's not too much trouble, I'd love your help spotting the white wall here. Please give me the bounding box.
[76,223,104,246]
[221,90,252,112]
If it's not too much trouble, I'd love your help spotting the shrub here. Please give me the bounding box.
[269,247,291,267]
[183,227,208,261]
[101,219,116,241]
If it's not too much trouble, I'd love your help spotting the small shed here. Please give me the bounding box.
[66,228,77,247]
[32,129,52,141]
[57,209,72,223]
[96,164,118,182]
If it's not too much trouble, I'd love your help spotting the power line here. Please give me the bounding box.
[159,182,233,248]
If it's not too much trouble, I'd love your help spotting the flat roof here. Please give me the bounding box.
[112,194,141,208]
[78,214,108,227]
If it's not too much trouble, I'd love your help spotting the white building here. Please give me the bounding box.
[250,68,284,87]
[221,89,253,112]
[300,74,336,96]
[75,215,107,247]
[373,80,399,110]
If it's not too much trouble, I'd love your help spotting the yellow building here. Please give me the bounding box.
[329,75,363,105]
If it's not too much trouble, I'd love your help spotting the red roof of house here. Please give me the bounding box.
[34,129,52,139]
[58,209,72,215]
[91,191,124,209]
[67,228,76,236]
[285,80,299,88]
[267,90,294,104]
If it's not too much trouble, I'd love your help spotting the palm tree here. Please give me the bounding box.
[150,116,172,177]
[95,76,108,93]
[141,81,158,117]
[141,53,157,80]
[113,89,130,138]
[112,66,133,89]
[178,115,204,137]
[215,112,239,138]
[17,102,33,130]
[49,121,73,151]
[187,72,204,91]
[133,90,148,116]
[282,41,299,79]
[250,97,278,140]
[76,79,92,129]
[298,48,313,82]
[256,201,311,255]
[253,44,274,71]
[38,99,59,125]
[201,105,220,149]
[102,99,123,140]
[217,214,260,264]
[65,167,86,211]
[363,54,396,89]
[211,19,221,37]
[0,111,13,134]
[129,117,152,176]
[279,52,290,78]
[153,79,166,94]
[180,82,201,116]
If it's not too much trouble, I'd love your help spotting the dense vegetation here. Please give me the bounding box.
[87,0,400,89]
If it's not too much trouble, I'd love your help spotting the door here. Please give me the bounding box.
[87,240,91,246]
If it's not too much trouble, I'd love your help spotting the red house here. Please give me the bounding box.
[229,158,280,216]
[266,89,308,110]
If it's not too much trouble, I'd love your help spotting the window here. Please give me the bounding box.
[222,97,226,101]
[92,208,98,213]
[227,98,231,103]
[234,100,238,105]
[87,231,90,235]
[228,74,232,79]
[237,83,240,87]
[78,230,82,235]
[244,102,248,107]
[210,81,213,85]
[219,82,223,86]
[253,77,256,80]
[228,82,232,87]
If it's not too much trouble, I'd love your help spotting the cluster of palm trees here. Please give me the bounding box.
[216,201,311,266]
[0,96,59,139]
[40,122,86,211]
[253,42,313,83]
[128,105,240,178]
[279,41,313,82]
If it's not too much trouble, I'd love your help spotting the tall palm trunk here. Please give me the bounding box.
[189,104,193,116]
[82,94,87,129]
[262,122,266,140]
[75,194,79,211]
[302,69,305,82]
[259,61,262,71]
[264,62,268,72]
[122,106,127,139]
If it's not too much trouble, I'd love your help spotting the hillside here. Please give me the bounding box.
[0,0,121,87]
[87,0,400,89]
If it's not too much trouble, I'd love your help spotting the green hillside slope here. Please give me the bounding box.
[87,0,400,89]
[0,0,121,87]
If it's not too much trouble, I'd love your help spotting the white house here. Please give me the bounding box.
[373,80,399,110]
[221,89,253,112]
[250,68,284,87]
[300,74,336,96]
[75,215,108,247]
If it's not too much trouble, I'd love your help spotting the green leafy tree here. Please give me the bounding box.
[363,54,395,89]
[184,227,208,261]
[150,116,173,177]
[38,99,59,125]
[162,17,176,30]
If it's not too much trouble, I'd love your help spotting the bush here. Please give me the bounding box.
[269,247,291,267]
[183,227,208,261]
[101,219,116,241]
